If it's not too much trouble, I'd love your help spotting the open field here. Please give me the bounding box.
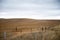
[0,18,60,40]
[0,18,60,32]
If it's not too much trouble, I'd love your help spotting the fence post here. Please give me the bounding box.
[4,32,6,40]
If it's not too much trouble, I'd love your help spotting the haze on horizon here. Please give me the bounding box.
[0,0,60,19]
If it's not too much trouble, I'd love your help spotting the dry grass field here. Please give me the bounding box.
[0,18,60,40]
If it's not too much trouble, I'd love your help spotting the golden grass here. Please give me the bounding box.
[0,18,60,32]
[0,18,60,40]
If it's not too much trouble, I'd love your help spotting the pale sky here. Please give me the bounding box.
[0,0,60,19]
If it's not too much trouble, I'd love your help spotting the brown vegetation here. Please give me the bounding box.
[0,18,60,32]
[0,18,60,40]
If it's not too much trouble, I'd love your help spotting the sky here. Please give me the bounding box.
[0,0,60,19]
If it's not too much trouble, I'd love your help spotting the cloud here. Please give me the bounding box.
[0,0,60,19]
